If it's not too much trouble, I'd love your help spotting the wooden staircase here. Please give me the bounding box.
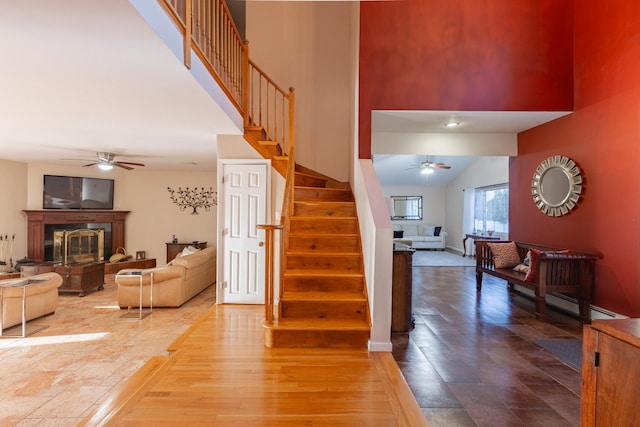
[263,167,371,348]
[159,0,369,349]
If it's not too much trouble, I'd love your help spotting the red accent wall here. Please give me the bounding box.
[359,0,573,159]
[360,0,640,316]
[511,0,640,316]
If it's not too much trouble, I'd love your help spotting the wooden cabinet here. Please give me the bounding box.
[166,242,207,263]
[581,319,640,426]
[54,262,105,296]
[391,249,415,332]
[22,262,105,296]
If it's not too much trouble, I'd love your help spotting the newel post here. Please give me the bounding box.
[257,224,283,325]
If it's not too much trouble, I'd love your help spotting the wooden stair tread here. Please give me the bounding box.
[287,250,361,256]
[295,200,354,205]
[294,165,351,189]
[258,140,278,146]
[295,171,328,180]
[288,232,359,237]
[284,270,364,277]
[282,291,366,301]
[265,318,369,331]
[295,186,351,192]
[290,216,357,220]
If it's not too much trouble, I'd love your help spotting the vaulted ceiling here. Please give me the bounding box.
[0,0,241,171]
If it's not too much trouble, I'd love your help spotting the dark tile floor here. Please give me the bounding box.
[392,266,583,427]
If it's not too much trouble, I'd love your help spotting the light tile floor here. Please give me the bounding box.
[0,274,215,426]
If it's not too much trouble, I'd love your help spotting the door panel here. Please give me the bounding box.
[220,162,268,304]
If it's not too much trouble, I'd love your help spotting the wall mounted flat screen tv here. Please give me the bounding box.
[43,175,115,210]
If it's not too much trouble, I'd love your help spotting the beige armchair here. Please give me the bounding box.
[1,272,63,331]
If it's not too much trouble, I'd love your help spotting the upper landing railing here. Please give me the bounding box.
[158,0,295,156]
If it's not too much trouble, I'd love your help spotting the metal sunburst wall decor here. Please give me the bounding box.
[167,186,217,214]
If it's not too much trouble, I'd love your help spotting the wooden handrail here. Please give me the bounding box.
[247,60,294,155]
[157,0,297,327]
[159,0,245,111]
[159,0,295,161]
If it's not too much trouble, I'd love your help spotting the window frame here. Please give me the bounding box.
[473,183,509,234]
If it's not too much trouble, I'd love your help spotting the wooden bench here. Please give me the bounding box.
[474,240,597,323]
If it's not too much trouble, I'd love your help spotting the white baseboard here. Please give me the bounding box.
[368,340,393,352]
[512,284,628,320]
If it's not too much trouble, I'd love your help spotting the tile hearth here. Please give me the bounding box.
[0,274,215,426]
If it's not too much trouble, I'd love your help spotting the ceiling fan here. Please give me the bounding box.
[406,157,452,173]
[83,152,146,171]
[420,159,451,170]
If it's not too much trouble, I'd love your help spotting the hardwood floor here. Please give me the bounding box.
[394,266,583,427]
[81,304,425,426]
[1,266,584,426]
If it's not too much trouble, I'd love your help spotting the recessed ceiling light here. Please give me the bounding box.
[444,121,460,128]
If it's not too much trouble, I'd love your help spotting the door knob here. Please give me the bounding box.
[259,242,264,247]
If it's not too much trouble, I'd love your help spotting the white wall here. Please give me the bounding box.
[444,156,509,253]
[0,159,28,267]
[26,162,217,264]
[381,185,447,230]
[354,160,393,352]
[246,2,358,182]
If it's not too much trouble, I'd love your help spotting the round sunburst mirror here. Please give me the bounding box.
[531,155,582,217]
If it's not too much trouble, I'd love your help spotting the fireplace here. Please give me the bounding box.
[52,228,105,264]
[23,210,129,262]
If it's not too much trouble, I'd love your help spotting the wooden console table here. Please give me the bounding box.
[392,248,415,332]
[166,242,207,263]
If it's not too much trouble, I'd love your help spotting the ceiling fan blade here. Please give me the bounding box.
[113,163,134,170]
[83,162,97,167]
[116,161,145,167]
[433,164,451,169]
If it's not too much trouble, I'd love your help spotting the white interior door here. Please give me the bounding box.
[219,162,268,304]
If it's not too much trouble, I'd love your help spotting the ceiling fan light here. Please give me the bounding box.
[98,163,113,171]
[421,168,434,175]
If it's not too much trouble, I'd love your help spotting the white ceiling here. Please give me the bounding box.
[373,154,478,187]
[372,110,570,186]
[0,0,241,172]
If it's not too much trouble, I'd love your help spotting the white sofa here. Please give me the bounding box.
[393,224,447,250]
